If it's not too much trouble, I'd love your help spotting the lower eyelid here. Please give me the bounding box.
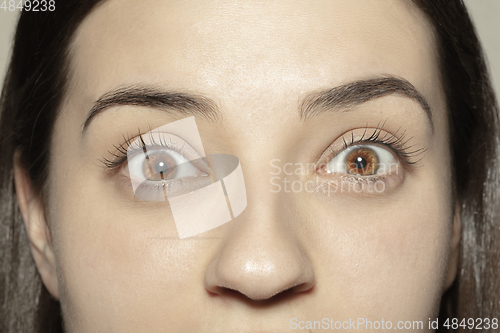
[311,171,405,197]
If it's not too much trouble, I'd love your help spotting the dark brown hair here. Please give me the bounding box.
[0,1,498,332]
[0,2,102,332]
[411,0,500,328]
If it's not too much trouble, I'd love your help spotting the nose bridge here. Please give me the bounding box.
[203,171,315,300]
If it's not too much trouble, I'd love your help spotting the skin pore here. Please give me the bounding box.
[14,0,461,332]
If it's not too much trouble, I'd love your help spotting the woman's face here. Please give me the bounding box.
[35,0,457,331]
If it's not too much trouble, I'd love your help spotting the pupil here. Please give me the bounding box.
[155,161,169,174]
[354,156,367,169]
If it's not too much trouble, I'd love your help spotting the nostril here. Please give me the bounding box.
[290,280,316,294]
[290,281,315,294]
[206,286,248,298]
[206,284,283,301]
[206,280,315,304]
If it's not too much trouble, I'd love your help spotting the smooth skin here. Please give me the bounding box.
[15,0,460,332]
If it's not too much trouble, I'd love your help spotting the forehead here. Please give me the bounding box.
[68,0,439,112]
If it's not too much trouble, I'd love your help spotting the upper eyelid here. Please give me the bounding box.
[335,139,419,165]
[127,135,196,169]
[101,131,192,170]
[319,127,426,169]
[127,138,189,159]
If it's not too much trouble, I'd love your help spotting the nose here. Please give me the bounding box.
[203,205,315,301]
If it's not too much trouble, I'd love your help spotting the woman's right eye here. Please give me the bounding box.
[103,130,215,200]
[118,131,212,187]
[125,148,208,182]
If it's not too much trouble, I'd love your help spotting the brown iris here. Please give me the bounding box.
[345,147,379,175]
[143,152,177,181]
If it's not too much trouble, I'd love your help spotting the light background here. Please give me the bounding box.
[0,1,499,102]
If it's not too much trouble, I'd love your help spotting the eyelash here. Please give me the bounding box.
[324,121,426,168]
[101,122,425,181]
[100,129,190,172]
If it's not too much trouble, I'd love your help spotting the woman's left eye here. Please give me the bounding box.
[126,149,207,181]
[322,144,397,176]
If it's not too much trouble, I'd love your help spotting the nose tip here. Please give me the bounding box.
[204,242,315,301]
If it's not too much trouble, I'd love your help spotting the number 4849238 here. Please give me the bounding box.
[443,318,498,330]
[1,0,55,11]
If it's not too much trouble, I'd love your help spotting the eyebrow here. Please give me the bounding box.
[299,76,433,130]
[82,76,432,132]
[81,85,221,132]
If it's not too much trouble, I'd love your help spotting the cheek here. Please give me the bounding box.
[48,165,209,330]
[46,110,202,328]
[301,173,452,320]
